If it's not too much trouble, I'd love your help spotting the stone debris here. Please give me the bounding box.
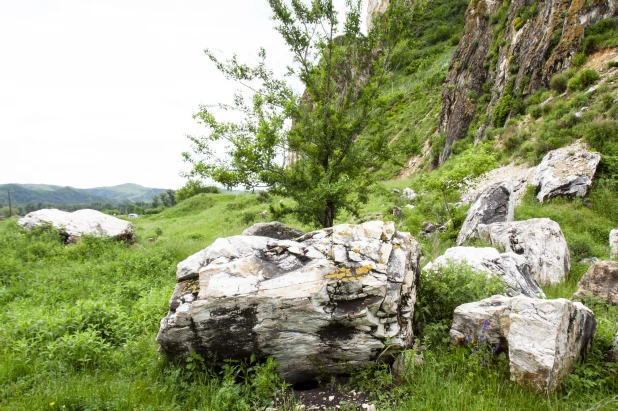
[450,295,596,392]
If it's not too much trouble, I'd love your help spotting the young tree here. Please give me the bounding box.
[184,0,411,227]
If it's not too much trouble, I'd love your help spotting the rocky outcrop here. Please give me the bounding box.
[457,182,514,246]
[610,229,618,259]
[439,0,618,163]
[477,218,570,285]
[158,221,421,383]
[450,295,596,392]
[573,261,618,305]
[242,221,304,240]
[366,0,389,31]
[532,144,601,202]
[18,209,134,243]
[423,246,545,298]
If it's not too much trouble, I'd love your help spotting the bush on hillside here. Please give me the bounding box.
[550,74,568,93]
[415,262,505,346]
[176,180,221,202]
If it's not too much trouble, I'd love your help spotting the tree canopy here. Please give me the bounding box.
[184,0,412,227]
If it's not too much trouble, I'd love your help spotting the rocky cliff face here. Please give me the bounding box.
[366,0,390,31]
[438,0,617,164]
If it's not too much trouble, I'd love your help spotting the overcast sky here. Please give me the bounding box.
[0,0,367,189]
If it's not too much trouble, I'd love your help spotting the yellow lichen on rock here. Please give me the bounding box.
[325,264,373,281]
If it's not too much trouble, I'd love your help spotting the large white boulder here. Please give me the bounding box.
[450,295,596,393]
[366,0,389,31]
[18,209,134,243]
[423,247,545,298]
[158,221,421,383]
[476,218,570,285]
[532,143,600,202]
[456,181,514,246]
[610,229,618,260]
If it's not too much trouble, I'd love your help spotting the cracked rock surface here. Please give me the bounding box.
[476,218,570,285]
[532,144,600,202]
[450,295,596,393]
[423,246,545,298]
[573,261,618,306]
[18,209,134,243]
[157,221,421,383]
[457,181,514,246]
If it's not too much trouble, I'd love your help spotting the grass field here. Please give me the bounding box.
[0,188,616,410]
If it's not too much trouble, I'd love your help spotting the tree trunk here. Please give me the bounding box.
[323,200,335,228]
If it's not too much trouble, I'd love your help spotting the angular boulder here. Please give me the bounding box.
[423,247,545,298]
[456,182,514,246]
[573,261,618,306]
[158,221,421,383]
[532,144,601,202]
[242,221,304,240]
[18,209,134,243]
[610,229,618,260]
[450,295,596,393]
[476,218,570,285]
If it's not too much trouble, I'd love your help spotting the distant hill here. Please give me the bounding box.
[0,183,167,206]
[83,183,166,203]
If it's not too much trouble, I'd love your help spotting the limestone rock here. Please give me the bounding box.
[423,247,545,298]
[610,229,618,260]
[456,182,514,246]
[18,209,134,243]
[450,295,596,393]
[242,221,304,241]
[532,144,601,202]
[573,261,618,306]
[366,0,389,31]
[476,218,570,285]
[158,221,421,383]
[421,222,436,234]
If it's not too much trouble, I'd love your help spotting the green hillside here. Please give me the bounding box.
[0,184,116,206]
[84,183,166,203]
[0,183,167,206]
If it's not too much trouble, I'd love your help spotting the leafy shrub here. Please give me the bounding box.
[581,120,618,156]
[415,262,506,339]
[550,74,568,93]
[46,329,111,370]
[572,52,586,67]
[578,68,600,88]
[567,77,583,92]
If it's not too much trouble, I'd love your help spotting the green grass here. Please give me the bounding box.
[1,180,616,410]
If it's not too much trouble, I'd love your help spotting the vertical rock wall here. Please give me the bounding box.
[439,0,617,164]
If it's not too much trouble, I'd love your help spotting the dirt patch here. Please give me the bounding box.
[584,47,618,72]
